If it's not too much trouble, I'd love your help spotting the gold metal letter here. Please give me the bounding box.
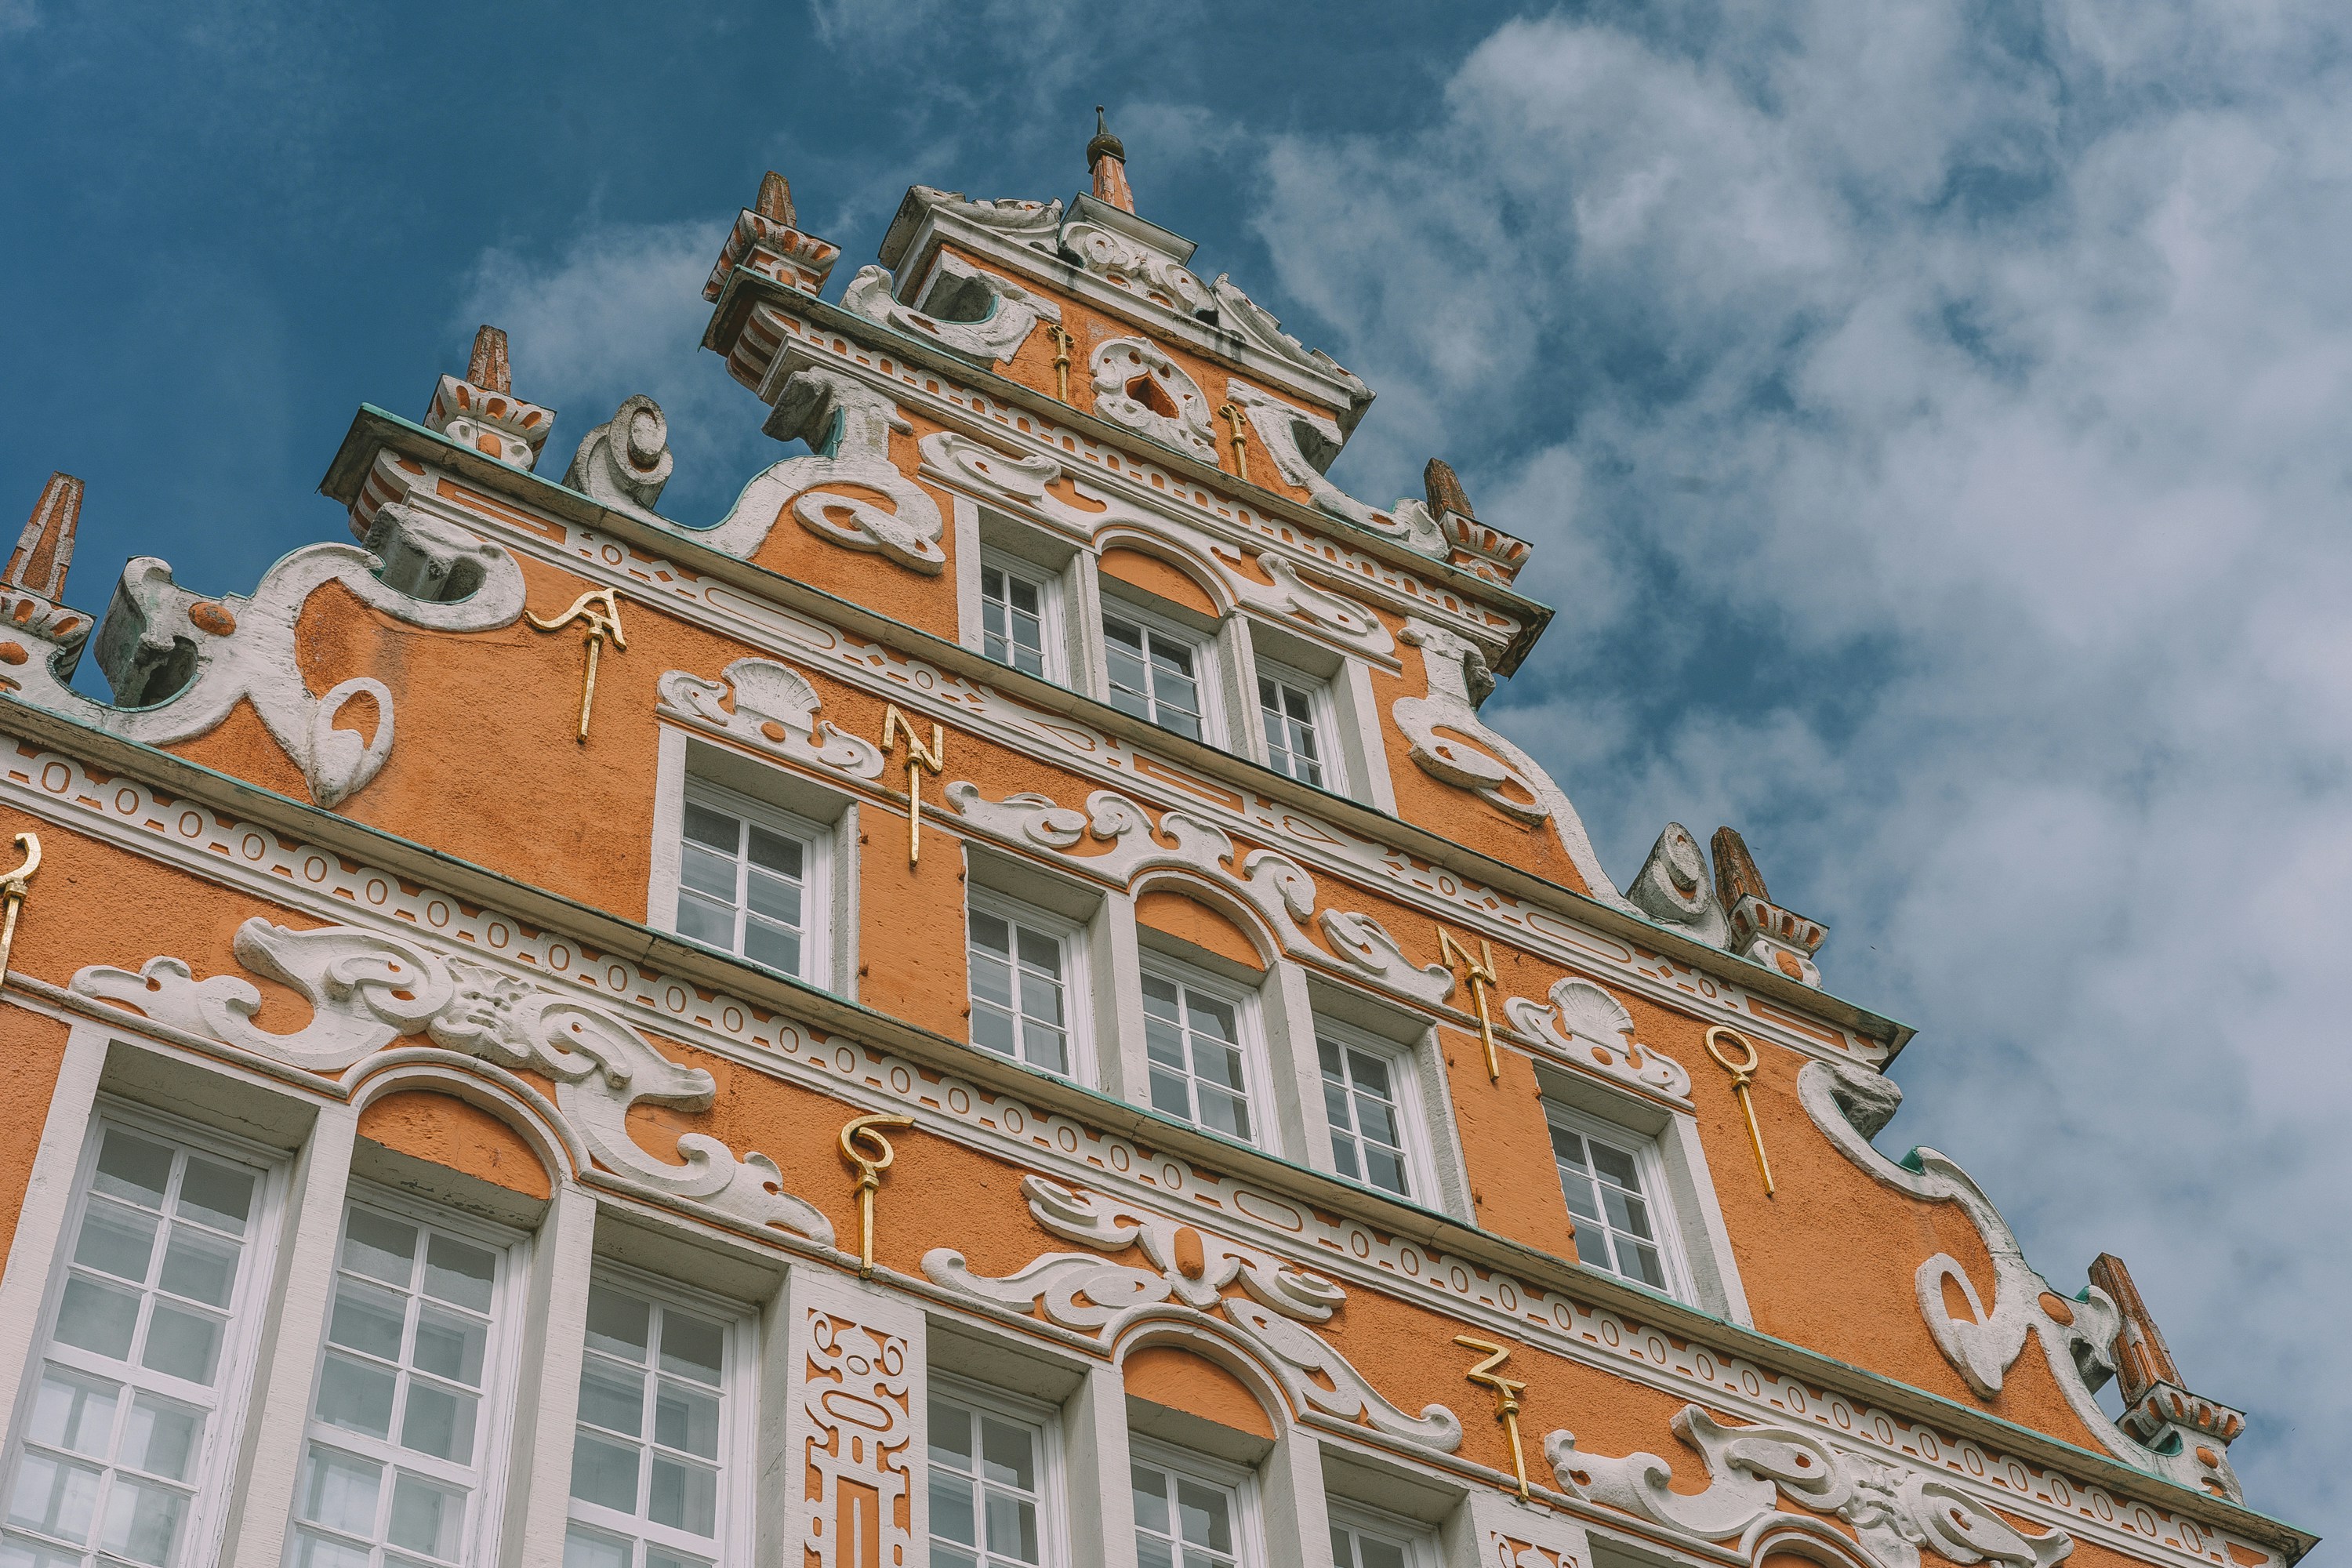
[880,705,945,868]
[839,1112,915,1279]
[1217,401,1249,479]
[1437,927,1501,1081]
[525,586,627,742]
[1705,1025,1776,1196]
[1044,324,1075,404]
[0,832,42,985]
[1454,1335,1531,1499]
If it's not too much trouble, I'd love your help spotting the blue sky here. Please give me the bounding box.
[5,0,2347,1545]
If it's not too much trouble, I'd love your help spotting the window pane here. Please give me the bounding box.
[413,1308,488,1387]
[176,1160,256,1236]
[53,1277,140,1362]
[27,1369,118,1456]
[675,893,735,949]
[575,1359,644,1438]
[387,1472,466,1559]
[746,825,804,879]
[930,1470,978,1546]
[328,1281,407,1361]
[423,1236,497,1312]
[398,1383,477,1463]
[978,1416,1036,1490]
[985,1491,1040,1561]
[93,1133,174,1210]
[586,1287,651,1362]
[97,1471,186,1565]
[159,1229,241,1308]
[659,1312,726,1387]
[927,1397,975,1471]
[648,1455,717,1535]
[1174,1479,1232,1550]
[681,804,737,852]
[140,1303,224,1385]
[121,1396,201,1483]
[7,1450,103,1541]
[1130,1467,1169,1535]
[318,1356,397,1439]
[679,844,738,901]
[568,1432,639,1512]
[654,1382,720,1460]
[74,1201,158,1283]
[563,1527,632,1568]
[341,1211,418,1287]
[299,1444,383,1536]
[742,918,803,976]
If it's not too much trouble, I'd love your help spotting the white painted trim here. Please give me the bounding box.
[0,1022,109,1433]
[1310,1014,1442,1210]
[966,884,1098,1087]
[952,492,985,658]
[1338,659,1397,815]
[221,1100,358,1568]
[1128,1435,1271,1568]
[927,1371,1072,1568]
[1064,1362,1138,1568]
[1544,1100,1696,1307]
[1329,1497,1444,1568]
[502,1180,600,1568]
[1251,652,1348,799]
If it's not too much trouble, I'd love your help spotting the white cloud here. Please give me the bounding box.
[457,221,778,521]
[1257,0,2352,1533]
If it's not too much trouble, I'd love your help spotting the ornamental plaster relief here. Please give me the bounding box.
[1225,379,1447,556]
[0,738,2248,1568]
[713,306,1515,643]
[839,252,1062,365]
[1395,619,1631,913]
[788,1286,920,1568]
[685,366,946,572]
[1503,978,1693,1101]
[2,503,524,808]
[916,430,1396,660]
[1059,217,1214,315]
[1798,1058,2240,1503]
[69,918,836,1245]
[1622,823,1732,951]
[945,782,1457,1008]
[346,452,1890,1074]
[922,1175,1463,1450]
[1090,336,1220,463]
[655,657,887,784]
[563,394,674,522]
[902,187,1065,256]
[1548,1405,2074,1568]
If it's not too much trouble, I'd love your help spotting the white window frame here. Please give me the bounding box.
[285,1184,529,1568]
[1099,596,1221,745]
[0,1105,285,1568]
[562,1260,758,1568]
[1126,1437,1265,1568]
[1135,955,1274,1152]
[925,1373,1068,1568]
[978,550,1064,684]
[1251,656,1345,795]
[670,776,833,989]
[1312,1019,1436,1206]
[1542,1102,1693,1302]
[966,887,1094,1084]
[1328,1499,1442,1568]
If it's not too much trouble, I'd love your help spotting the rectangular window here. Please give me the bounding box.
[1327,1503,1435,1568]
[2,1120,271,1568]
[1140,967,1257,1146]
[1317,1029,1416,1200]
[979,559,1052,679]
[1102,611,1207,740]
[1547,1105,1683,1296]
[564,1274,743,1568]
[967,895,1081,1076]
[1255,670,1326,789]
[1129,1444,1253,1568]
[926,1381,1057,1568]
[673,782,828,985]
[288,1197,517,1568]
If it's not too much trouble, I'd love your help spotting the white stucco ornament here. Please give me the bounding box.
[72,920,836,1247]
[1090,337,1218,463]
[946,783,1454,1007]
[840,254,1061,365]
[1548,1404,2074,1568]
[1224,379,1446,557]
[684,367,945,572]
[924,1175,1462,1450]
[4,504,525,809]
[656,658,886,784]
[1621,822,1732,949]
[1504,978,1691,1098]
[1393,619,1631,910]
[564,393,674,522]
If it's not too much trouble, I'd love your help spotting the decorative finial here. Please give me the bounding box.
[756,170,796,227]
[1424,458,1475,521]
[1711,826,1769,910]
[5,472,82,602]
[466,325,511,394]
[1087,103,1134,214]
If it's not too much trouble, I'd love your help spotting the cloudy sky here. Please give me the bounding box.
[3,0,2344,1544]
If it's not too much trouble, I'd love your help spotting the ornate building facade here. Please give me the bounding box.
[0,121,2307,1568]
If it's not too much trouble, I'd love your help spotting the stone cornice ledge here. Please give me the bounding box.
[318,405,1915,1062]
[0,702,2310,1564]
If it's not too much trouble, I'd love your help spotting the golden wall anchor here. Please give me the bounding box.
[1217,401,1249,479]
[880,704,945,868]
[1437,927,1502,1080]
[839,1112,915,1278]
[525,587,626,742]
[1454,1336,1531,1499]
[1044,324,1075,404]
[0,833,41,984]
[1705,1025,1775,1196]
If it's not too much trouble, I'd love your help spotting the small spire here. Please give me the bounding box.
[1087,103,1134,214]
[466,325,511,394]
[755,170,796,227]
[5,472,82,602]
[1711,826,1769,910]
[1424,458,1475,521]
